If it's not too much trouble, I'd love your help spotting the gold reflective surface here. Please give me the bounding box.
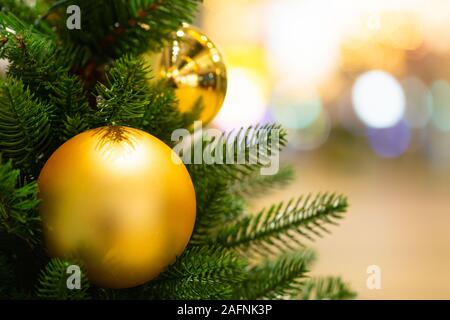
[159,24,227,125]
[38,127,196,289]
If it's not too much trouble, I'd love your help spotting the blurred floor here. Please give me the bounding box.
[251,139,450,299]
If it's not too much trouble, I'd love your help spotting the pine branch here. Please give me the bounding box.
[187,125,289,244]
[0,13,62,93]
[0,156,41,247]
[36,258,90,300]
[235,250,315,300]
[45,0,202,62]
[61,114,91,140]
[0,2,354,302]
[0,1,40,25]
[211,193,348,256]
[300,277,356,300]
[93,55,189,144]
[135,80,188,145]
[93,55,151,126]
[190,181,245,245]
[230,165,295,198]
[0,77,54,174]
[0,15,90,145]
[46,73,90,141]
[145,246,247,299]
[187,124,287,183]
[0,12,88,95]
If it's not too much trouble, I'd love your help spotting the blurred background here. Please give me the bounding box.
[196,0,450,299]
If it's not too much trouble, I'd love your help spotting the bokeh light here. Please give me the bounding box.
[367,120,411,158]
[264,0,348,85]
[270,84,322,130]
[420,0,450,53]
[429,80,450,132]
[402,77,432,128]
[213,68,267,130]
[286,110,331,151]
[352,70,405,128]
[378,11,424,51]
[337,89,367,136]
[200,0,450,300]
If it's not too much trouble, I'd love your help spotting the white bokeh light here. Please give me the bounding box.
[265,0,349,86]
[352,70,405,128]
[213,68,267,130]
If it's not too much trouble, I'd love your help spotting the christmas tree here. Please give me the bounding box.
[0,0,354,300]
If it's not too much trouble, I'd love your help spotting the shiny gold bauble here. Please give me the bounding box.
[38,126,196,289]
[159,23,227,125]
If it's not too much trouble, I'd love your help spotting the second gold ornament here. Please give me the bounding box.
[158,24,227,126]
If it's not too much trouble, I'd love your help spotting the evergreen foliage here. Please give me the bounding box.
[235,250,314,299]
[0,0,353,300]
[40,0,201,64]
[213,194,347,255]
[0,156,41,245]
[230,165,295,198]
[36,258,90,299]
[145,246,247,299]
[300,277,356,300]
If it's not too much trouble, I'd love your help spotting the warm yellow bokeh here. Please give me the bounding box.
[200,0,450,299]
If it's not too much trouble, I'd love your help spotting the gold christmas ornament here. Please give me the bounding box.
[159,23,227,125]
[38,126,196,289]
